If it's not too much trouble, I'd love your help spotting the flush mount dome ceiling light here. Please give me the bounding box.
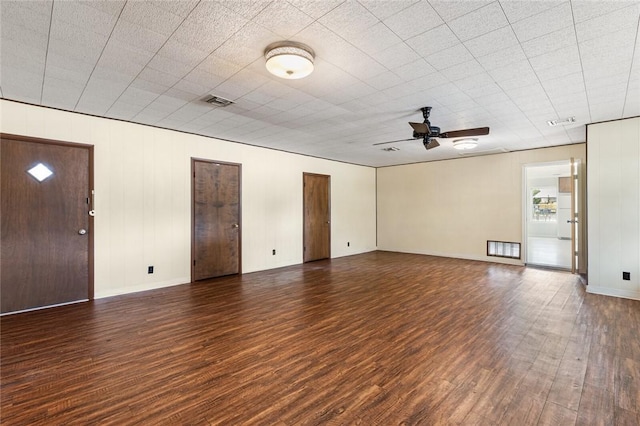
[452,138,478,150]
[265,41,314,79]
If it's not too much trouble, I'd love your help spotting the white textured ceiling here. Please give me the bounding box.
[1,0,638,167]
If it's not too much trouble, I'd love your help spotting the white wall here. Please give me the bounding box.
[587,117,640,300]
[0,100,377,298]
[377,144,586,265]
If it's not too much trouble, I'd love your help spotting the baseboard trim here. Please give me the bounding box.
[95,277,190,299]
[586,286,640,301]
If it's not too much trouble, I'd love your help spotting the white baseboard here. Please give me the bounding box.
[586,286,640,301]
[378,248,524,266]
[95,277,190,299]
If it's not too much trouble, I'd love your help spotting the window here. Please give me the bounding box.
[531,187,556,221]
[27,163,53,182]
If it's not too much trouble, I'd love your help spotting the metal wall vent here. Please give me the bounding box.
[204,95,234,107]
[382,147,400,152]
[487,241,521,259]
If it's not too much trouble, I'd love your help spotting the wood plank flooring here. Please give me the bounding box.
[1,251,639,425]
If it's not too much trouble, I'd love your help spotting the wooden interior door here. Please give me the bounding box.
[303,173,330,262]
[1,135,92,314]
[192,160,241,281]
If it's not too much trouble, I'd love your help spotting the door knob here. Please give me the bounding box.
[232,224,239,228]
[78,229,87,235]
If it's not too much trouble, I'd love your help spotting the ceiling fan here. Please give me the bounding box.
[374,107,490,150]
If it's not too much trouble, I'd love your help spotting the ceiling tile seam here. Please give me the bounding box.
[479,1,569,140]
[163,101,215,129]
[357,0,415,22]
[136,15,276,127]
[281,20,393,100]
[131,0,291,123]
[108,1,204,120]
[39,0,55,105]
[289,0,345,21]
[568,0,593,125]
[71,0,127,111]
[413,9,495,112]
[428,0,495,23]
[501,0,566,25]
[621,14,640,117]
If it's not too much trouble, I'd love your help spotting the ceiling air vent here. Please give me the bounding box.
[204,95,234,107]
[547,116,576,127]
[382,147,400,152]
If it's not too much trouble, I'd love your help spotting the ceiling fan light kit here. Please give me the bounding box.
[265,41,315,79]
[372,107,490,152]
[405,107,489,151]
[452,138,479,150]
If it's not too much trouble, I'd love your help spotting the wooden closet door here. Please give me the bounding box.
[192,160,241,281]
[303,173,330,262]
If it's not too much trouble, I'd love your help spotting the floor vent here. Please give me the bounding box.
[487,240,521,259]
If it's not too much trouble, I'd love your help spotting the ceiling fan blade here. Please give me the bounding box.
[372,138,416,146]
[439,127,490,138]
[409,122,430,134]
[424,139,440,150]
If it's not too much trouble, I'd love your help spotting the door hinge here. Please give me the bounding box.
[193,260,196,266]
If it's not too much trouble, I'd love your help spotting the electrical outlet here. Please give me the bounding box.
[272,249,276,255]
[623,271,630,280]
[148,266,154,274]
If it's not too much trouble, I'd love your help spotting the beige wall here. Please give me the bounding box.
[0,100,377,298]
[377,144,586,265]
[587,117,640,300]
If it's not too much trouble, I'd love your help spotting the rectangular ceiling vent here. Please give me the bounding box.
[204,95,234,107]
[381,147,400,152]
[547,116,576,127]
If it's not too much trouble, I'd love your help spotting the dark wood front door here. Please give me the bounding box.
[192,160,241,281]
[303,173,330,262]
[1,135,92,314]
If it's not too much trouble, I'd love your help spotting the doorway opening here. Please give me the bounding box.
[523,161,574,270]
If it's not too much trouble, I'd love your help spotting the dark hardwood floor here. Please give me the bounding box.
[1,251,639,425]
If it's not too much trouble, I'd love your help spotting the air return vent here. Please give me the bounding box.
[487,240,521,259]
[204,95,234,107]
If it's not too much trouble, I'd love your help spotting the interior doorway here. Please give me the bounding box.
[192,159,241,281]
[303,173,330,262]
[523,160,583,272]
[1,134,93,314]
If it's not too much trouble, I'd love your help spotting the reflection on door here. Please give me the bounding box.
[1,135,93,314]
[192,159,241,281]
